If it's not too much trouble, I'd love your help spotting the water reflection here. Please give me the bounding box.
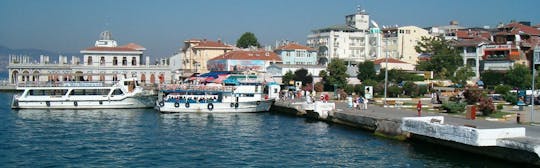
[14,108,147,122]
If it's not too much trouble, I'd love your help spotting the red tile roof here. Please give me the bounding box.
[120,43,145,50]
[373,58,408,64]
[496,22,540,36]
[452,37,491,47]
[456,30,491,39]
[209,50,282,61]
[275,43,316,51]
[84,43,145,52]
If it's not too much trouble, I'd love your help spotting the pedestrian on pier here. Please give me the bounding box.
[417,100,422,116]
[362,96,368,110]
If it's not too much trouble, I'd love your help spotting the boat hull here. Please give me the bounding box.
[156,100,274,113]
[12,95,156,109]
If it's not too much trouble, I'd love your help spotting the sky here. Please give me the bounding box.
[1,0,539,58]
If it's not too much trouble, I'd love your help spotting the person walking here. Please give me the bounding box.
[362,96,368,110]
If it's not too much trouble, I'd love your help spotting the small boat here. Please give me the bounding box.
[11,78,156,109]
[155,75,280,113]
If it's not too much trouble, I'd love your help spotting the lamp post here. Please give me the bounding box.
[383,39,389,107]
[532,46,540,122]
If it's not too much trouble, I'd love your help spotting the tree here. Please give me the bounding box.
[504,64,531,89]
[415,36,463,79]
[293,68,313,86]
[282,70,294,86]
[357,61,376,82]
[451,66,475,87]
[324,58,348,89]
[236,32,261,48]
[319,70,328,79]
[481,70,505,88]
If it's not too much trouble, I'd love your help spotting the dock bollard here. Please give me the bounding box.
[517,113,521,124]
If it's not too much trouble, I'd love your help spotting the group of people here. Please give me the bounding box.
[349,96,368,110]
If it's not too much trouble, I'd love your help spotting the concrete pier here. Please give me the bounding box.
[271,100,540,166]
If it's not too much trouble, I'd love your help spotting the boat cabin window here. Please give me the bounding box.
[29,89,68,96]
[112,89,124,95]
[124,81,137,86]
[69,89,110,95]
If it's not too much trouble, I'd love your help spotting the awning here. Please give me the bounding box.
[213,74,229,84]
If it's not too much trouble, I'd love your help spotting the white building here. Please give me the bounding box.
[307,7,380,65]
[8,31,175,85]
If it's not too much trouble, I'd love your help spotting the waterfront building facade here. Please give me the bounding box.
[492,22,540,68]
[181,39,234,73]
[307,7,375,65]
[274,43,317,65]
[452,37,490,80]
[207,50,282,72]
[381,26,432,64]
[8,31,174,85]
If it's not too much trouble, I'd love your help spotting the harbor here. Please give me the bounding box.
[0,92,524,167]
[271,99,540,166]
[2,1,540,166]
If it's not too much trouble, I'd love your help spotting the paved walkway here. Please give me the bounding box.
[334,101,540,139]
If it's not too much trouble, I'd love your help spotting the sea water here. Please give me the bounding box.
[0,93,517,167]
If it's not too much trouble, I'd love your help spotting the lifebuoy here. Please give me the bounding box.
[230,103,234,107]
[207,103,214,111]
[159,101,164,107]
[234,103,239,108]
[46,101,50,107]
[256,101,261,105]
[185,102,190,108]
[74,101,78,106]
[174,102,180,108]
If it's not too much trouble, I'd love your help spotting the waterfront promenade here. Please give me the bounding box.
[335,102,540,138]
[272,99,540,165]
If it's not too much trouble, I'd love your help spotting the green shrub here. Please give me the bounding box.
[441,102,467,113]
[496,104,504,110]
[344,84,354,95]
[494,85,512,94]
[502,92,518,105]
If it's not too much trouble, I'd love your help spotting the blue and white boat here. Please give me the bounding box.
[155,74,280,113]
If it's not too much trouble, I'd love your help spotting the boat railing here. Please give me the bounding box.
[159,84,236,92]
[16,81,115,88]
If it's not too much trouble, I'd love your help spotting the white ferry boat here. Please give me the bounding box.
[11,78,156,109]
[155,75,280,113]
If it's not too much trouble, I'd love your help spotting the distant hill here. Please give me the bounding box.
[0,45,81,75]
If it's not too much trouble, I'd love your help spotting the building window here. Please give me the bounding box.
[100,57,105,65]
[113,57,118,65]
[132,57,137,66]
[122,57,127,66]
[87,56,92,65]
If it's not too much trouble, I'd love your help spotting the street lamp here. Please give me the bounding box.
[531,46,540,122]
[383,39,389,107]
